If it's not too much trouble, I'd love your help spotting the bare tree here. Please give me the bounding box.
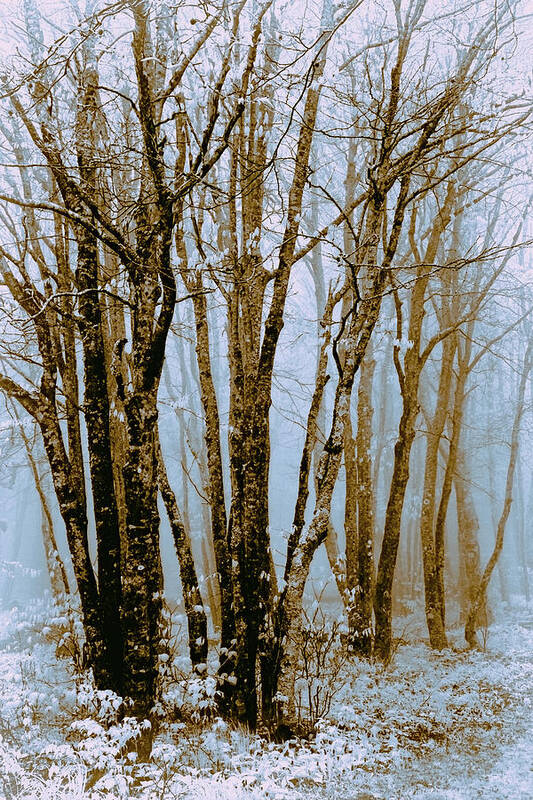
[465,335,533,646]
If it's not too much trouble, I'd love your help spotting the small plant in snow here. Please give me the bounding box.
[294,604,348,732]
[181,674,219,723]
[158,666,220,726]
[74,681,123,726]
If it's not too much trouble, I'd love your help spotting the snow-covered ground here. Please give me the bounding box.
[0,599,531,799]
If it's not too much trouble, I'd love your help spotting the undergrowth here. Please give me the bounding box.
[0,597,531,799]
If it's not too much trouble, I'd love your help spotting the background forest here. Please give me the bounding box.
[0,0,531,796]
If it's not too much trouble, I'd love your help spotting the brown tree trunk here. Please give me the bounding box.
[420,332,456,633]
[39,408,108,686]
[487,366,510,603]
[344,416,358,628]
[187,284,235,664]
[339,115,359,620]
[76,230,124,694]
[272,275,387,726]
[75,31,124,695]
[310,198,347,604]
[225,6,332,728]
[374,393,420,660]
[350,354,375,656]
[454,449,484,625]
[23,430,71,601]
[101,250,129,546]
[465,339,532,646]
[517,465,531,603]
[156,439,208,669]
[121,391,164,755]
[260,289,337,725]
[374,183,455,660]
[272,166,399,722]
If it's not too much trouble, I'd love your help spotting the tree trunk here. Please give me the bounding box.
[156,438,208,669]
[25,435,70,601]
[419,333,455,635]
[351,354,376,656]
[517,466,531,603]
[374,396,420,660]
[101,250,129,548]
[121,392,164,757]
[465,339,532,646]
[75,33,124,695]
[189,286,235,664]
[39,409,108,686]
[487,367,510,603]
[324,522,348,601]
[226,6,333,726]
[76,229,124,694]
[454,449,484,625]
[274,240,390,726]
[344,417,358,629]
[375,183,455,660]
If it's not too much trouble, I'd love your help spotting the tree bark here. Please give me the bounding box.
[374,393,420,660]
[121,391,164,755]
[351,354,376,656]
[182,278,235,668]
[223,5,332,728]
[156,438,208,669]
[420,332,456,632]
[39,408,108,685]
[375,178,456,659]
[465,338,532,646]
[75,24,124,695]
[273,182,395,722]
[20,425,70,601]
[454,448,484,625]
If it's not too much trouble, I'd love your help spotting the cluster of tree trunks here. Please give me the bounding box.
[0,0,530,758]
